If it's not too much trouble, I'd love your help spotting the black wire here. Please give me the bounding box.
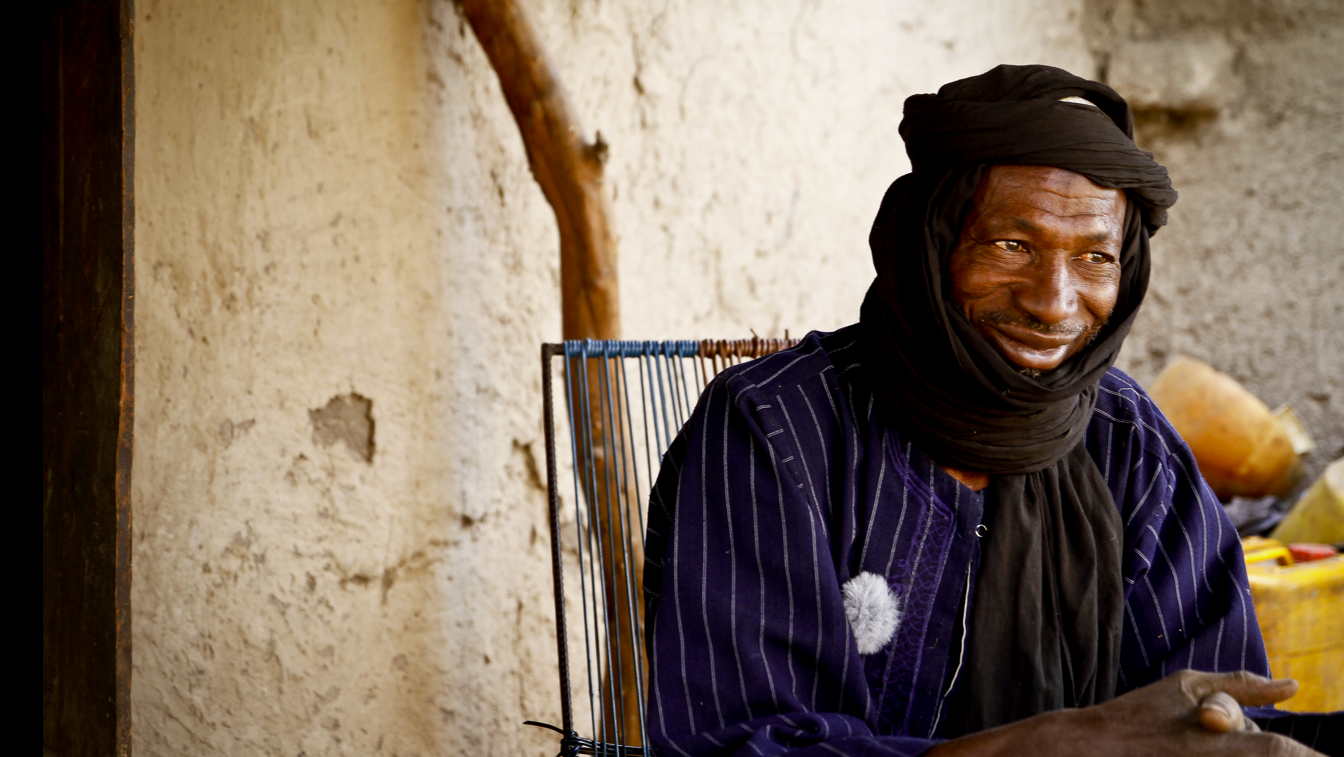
[523,721,649,757]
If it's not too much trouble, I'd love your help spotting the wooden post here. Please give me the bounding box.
[457,0,644,746]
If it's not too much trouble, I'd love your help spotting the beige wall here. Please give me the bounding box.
[1095,0,1344,485]
[130,0,1113,754]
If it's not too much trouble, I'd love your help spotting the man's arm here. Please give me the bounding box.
[1089,374,1275,691]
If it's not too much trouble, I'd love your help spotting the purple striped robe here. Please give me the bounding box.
[643,325,1286,756]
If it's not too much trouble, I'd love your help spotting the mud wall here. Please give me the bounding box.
[1094,0,1344,485]
[137,0,1344,754]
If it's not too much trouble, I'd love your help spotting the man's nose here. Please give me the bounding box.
[1015,255,1077,325]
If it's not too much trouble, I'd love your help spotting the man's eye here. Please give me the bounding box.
[1081,252,1112,264]
[994,240,1025,252]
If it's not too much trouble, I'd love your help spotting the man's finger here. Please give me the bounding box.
[1179,669,1299,706]
[1197,691,1246,733]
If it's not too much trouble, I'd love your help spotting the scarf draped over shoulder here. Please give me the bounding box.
[857,64,1177,735]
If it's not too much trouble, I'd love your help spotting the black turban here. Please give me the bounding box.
[857,64,1177,735]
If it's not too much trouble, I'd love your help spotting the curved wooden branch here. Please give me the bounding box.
[458,0,619,341]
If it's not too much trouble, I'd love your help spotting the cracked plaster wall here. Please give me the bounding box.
[1092,0,1344,487]
[131,0,1104,754]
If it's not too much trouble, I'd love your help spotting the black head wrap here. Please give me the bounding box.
[857,64,1177,735]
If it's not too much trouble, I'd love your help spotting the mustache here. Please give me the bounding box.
[976,310,1096,338]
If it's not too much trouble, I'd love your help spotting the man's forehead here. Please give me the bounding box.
[964,167,1127,242]
[981,165,1120,196]
[974,166,1126,213]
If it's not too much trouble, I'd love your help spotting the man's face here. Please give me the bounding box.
[949,165,1127,374]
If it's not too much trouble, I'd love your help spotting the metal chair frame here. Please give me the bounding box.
[533,338,796,756]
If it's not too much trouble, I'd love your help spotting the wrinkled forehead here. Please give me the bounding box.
[970,165,1128,223]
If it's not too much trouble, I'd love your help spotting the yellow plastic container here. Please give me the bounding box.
[1148,356,1301,500]
[1242,536,1344,711]
[1272,457,1344,546]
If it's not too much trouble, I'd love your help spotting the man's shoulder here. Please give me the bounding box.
[1090,367,1186,461]
[714,324,862,403]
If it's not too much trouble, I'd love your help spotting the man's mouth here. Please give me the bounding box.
[976,312,1090,370]
[989,321,1081,350]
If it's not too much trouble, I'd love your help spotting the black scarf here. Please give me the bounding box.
[857,65,1177,735]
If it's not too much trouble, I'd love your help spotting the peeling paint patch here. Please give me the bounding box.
[218,418,255,447]
[309,393,375,462]
[512,438,546,492]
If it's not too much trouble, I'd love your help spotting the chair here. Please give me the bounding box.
[528,337,798,756]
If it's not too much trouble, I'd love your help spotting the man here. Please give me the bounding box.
[641,65,1331,755]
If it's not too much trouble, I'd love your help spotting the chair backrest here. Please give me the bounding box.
[534,338,797,756]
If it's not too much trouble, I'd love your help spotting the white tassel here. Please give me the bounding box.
[842,571,900,655]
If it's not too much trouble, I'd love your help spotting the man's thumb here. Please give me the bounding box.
[1188,670,1298,706]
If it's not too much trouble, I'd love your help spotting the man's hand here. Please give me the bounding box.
[928,670,1322,756]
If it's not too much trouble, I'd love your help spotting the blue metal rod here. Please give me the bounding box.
[576,343,620,751]
[561,345,601,747]
[610,348,650,749]
[594,346,629,754]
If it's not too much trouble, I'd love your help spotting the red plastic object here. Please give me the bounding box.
[1288,543,1339,563]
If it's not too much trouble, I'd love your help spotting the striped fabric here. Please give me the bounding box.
[642,325,1281,756]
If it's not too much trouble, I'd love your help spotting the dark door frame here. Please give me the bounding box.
[42,1,135,755]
